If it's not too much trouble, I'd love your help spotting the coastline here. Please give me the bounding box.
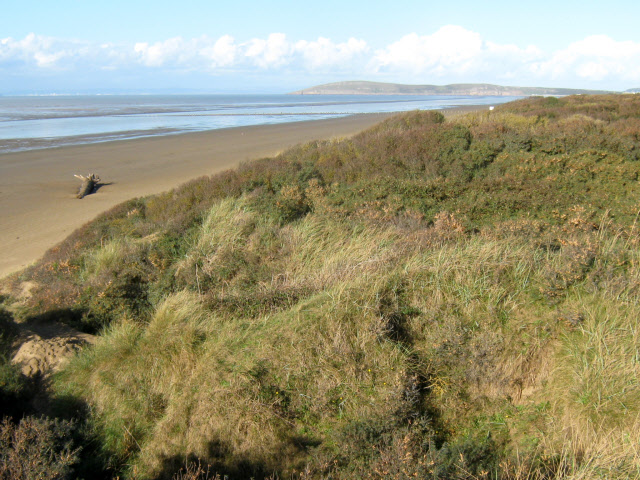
[0,105,491,279]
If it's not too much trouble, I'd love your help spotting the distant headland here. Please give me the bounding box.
[290,80,616,96]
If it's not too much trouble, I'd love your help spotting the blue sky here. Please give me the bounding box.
[2,0,640,93]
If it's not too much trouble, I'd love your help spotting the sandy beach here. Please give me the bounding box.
[0,106,489,279]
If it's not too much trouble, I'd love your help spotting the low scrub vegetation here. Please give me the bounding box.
[3,94,640,478]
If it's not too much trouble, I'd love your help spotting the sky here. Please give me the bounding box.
[2,0,640,94]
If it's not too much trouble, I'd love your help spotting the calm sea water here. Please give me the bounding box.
[0,94,519,154]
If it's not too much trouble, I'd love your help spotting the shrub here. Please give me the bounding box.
[0,416,79,480]
[172,461,219,480]
[275,184,311,224]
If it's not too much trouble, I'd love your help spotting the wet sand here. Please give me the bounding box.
[0,106,491,278]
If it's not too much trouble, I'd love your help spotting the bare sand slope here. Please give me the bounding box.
[12,320,96,377]
[0,114,395,278]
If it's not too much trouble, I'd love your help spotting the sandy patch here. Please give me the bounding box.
[11,321,96,377]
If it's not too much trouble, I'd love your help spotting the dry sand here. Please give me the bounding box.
[0,106,491,279]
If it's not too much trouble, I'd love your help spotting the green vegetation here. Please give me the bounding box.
[3,94,640,479]
[0,416,79,480]
[291,80,614,96]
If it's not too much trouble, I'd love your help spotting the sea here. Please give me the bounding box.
[0,94,520,154]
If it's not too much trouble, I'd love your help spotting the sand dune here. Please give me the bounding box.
[0,106,489,279]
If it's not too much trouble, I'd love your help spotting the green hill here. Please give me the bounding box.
[291,80,614,96]
[2,94,640,479]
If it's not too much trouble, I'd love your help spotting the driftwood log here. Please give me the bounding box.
[74,173,100,199]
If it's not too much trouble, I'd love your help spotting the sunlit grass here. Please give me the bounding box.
[4,94,640,478]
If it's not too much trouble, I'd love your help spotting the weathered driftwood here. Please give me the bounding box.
[74,173,100,199]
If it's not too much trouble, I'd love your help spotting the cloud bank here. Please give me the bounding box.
[2,26,640,91]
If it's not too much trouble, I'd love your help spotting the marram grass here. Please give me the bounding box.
[4,94,640,479]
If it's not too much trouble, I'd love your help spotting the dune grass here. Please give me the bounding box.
[3,94,640,478]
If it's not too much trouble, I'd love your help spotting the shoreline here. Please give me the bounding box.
[0,106,491,279]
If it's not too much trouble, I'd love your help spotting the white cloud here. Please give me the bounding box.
[295,37,368,69]
[244,33,291,68]
[3,29,640,90]
[372,26,484,75]
[0,33,76,68]
[369,26,547,83]
[576,62,610,81]
[133,35,241,70]
[200,35,237,67]
[532,35,640,83]
[134,37,195,67]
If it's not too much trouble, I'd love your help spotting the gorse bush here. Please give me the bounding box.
[0,416,79,480]
[4,94,640,478]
